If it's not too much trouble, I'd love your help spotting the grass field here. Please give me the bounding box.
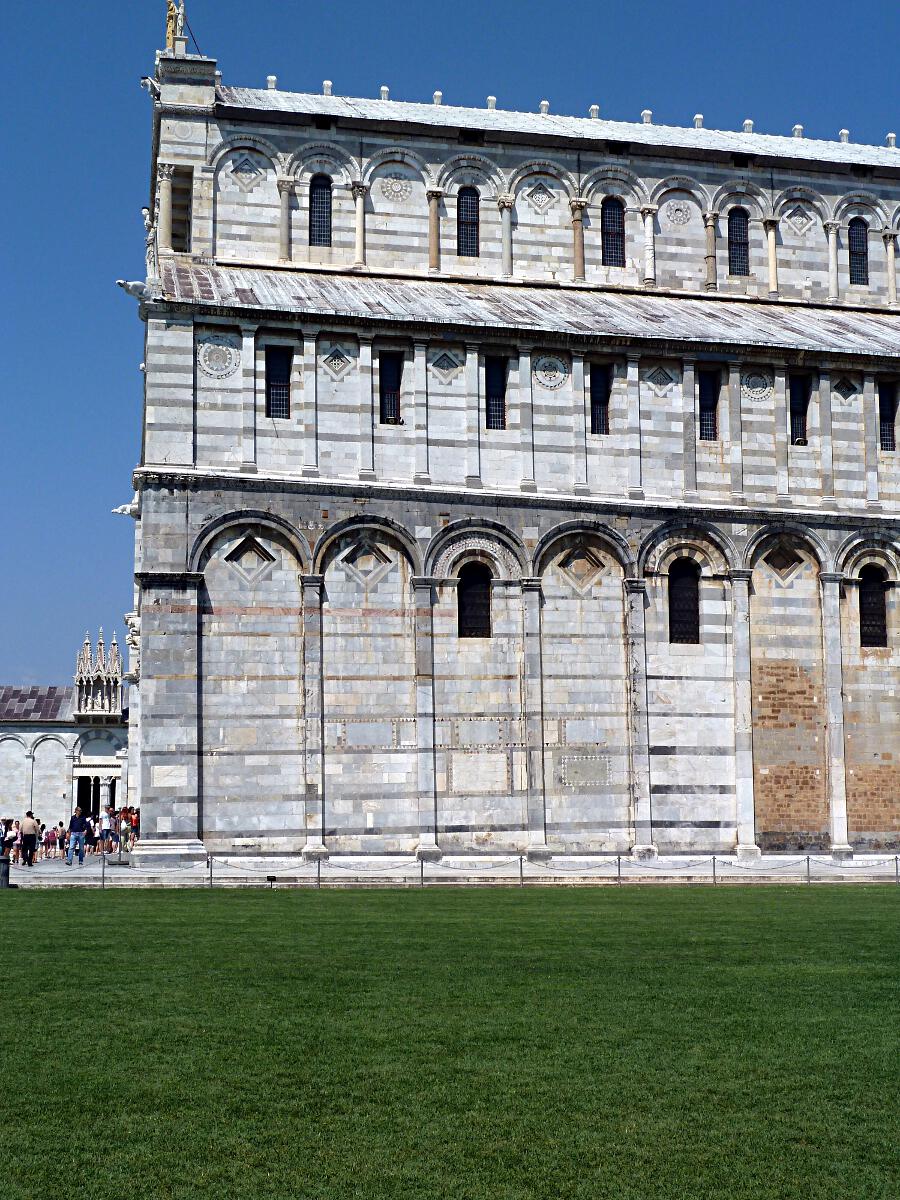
[3,887,898,1200]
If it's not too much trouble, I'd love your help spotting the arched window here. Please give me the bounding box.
[848,217,868,286]
[601,197,626,267]
[859,565,888,647]
[309,175,332,247]
[668,558,700,644]
[458,562,492,638]
[728,207,750,276]
[457,186,480,258]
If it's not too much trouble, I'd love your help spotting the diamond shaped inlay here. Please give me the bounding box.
[764,542,803,579]
[229,154,265,192]
[646,366,675,392]
[322,346,352,379]
[558,546,606,595]
[340,540,394,588]
[786,204,813,235]
[526,182,555,213]
[225,535,276,585]
[833,377,857,402]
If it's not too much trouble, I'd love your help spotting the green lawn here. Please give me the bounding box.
[3,888,898,1200]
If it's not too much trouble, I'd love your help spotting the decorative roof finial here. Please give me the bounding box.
[165,1,185,51]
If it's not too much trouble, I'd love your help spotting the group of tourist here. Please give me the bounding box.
[1,805,140,867]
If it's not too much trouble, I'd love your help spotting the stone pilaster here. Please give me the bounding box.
[764,217,779,297]
[818,370,835,501]
[240,325,257,471]
[301,328,320,477]
[819,573,852,860]
[703,211,718,291]
[572,351,588,493]
[464,343,482,486]
[498,194,514,277]
[570,197,587,282]
[427,189,442,272]
[412,578,441,860]
[682,357,697,499]
[626,354,643,498]
[518,348,536,491]
[157,164,175,252]
[301,575,328,860]
[883,229,897,306]
[641,205,657,285]
[728,361,744,500]
[522,579,550,861]
[730,570,760,858]
[131,571,206,866]
[277,177,294,262]
[863,372,880,506]
[774,366,789,497]
[625,578,656,858]
[358,336,375,480]
[413,341,430,484]
[825,221,840,301]
[352,181,368,268]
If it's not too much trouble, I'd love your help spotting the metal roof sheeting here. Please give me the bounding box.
[216,87,900,172]
[161,262,900,361]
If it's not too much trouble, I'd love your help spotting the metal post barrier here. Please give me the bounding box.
[317,858,321,889]
[806,855,811,885]
[895,855,899,885]
[617,854,621,885]
[102,853,106,890]
[519,855,524,888]
[712,855,716,886]
[208,855,213,888]
[420,858,424,888]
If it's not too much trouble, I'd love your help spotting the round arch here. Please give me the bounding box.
[508,158,578,200]
[287,142,357,187]
[533,520,634,577]
[773,185,828,228]
[832,192,889,230]
[362,146,436,189]
[709,180,771,220]
[31,734,74,755]
[0,733,28,751]
[650,174,710,211]
[437,154,506,198]
[640,521,736,577]
[742,523,832,571]
[835,532,900,580]
[208,133,283,173]
[426,519,527,580]
[190,512,311,574]
[582,165,649,208]
[314,516,422,575]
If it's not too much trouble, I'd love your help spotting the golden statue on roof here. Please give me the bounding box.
[165,1,185,50]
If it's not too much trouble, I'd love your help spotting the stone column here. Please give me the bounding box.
[730,570,760,858]
[464,343,481,486]
[681,357,697,499]
[703,211,718,291]
[522,579,550,861]
[277,177,294,262]
[819,370,835,501]
[641,205,657,285]
[728,361,744,500]
[130,572,206,867]
[625,579,656,858]
[883,230,897,306]
[626,354,643,498]
[358,336,375,480]
[240,325,257,472]
[413,578,441,860]
[518,348,536,491]
[100,777,112,813]
[825,221,840,301]
[764,218,779,297]
[820,573,853,860]
[498,194,514,277]
[427,189,443,272]
[157,164,174,252]
[413,341,430,484]
[301,575,328,860]
[572,351,589,493]
[301,328,319,478]
[66,752,77,817]
[570,197,588,282]
[774,366,789,497]
[862,372,880,506]
[352,181,369,268]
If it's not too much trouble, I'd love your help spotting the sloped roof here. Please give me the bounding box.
[215,87,900,172]
[160,262,900,362]
[0,687,75,723]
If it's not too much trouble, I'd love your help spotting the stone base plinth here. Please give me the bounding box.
[526,844,552,864]
[130,838,207,867]
[415,843,442,863]
[831,844,854,862]
[736,843,762,861]
[302,841,329,862]
[631,843,659,860]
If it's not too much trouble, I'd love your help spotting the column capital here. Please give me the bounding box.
[497,193,515,211]
[626,351,641,366]
[624,577,647,594]
[729,569,753,584]
[157,162,176,182]
[882,227,898,244]
[301,573,325,591]
[426,187,444,201]
[703,209,719,226]
[277,176,295,195]
[819,572,844,585]
[413,340,428,353]
[569,196,588,217]
[824,219,840,235]
[763,216,779,231]
[239,322,258,337]
[351,180,369,199]
[640,204,658,218]
[411,576,441,591]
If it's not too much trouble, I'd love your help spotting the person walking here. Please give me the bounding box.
[20,811,40,867]
[66,808,89,866]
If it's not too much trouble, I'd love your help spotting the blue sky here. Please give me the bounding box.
[1,0,897,683]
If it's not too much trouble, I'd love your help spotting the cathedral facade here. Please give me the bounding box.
[127,37,899,863]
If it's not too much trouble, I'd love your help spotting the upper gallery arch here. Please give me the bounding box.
[533,520,634,578]
[314,515,423,576]
[582,165,649,209]
[649,174,710,211]
[508,159,578,202]
[208,133,284,174]
[742,522,831,572]
[426,519,528,580]
[832,191,889,230]
[190,511,312,573]
[437,154,506,199]
[640,520,736,577]
[709,180,772,220]
[362,146,437,189]
[287,142,357,188]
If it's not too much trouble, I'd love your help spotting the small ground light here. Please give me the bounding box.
[266,875,277,889]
